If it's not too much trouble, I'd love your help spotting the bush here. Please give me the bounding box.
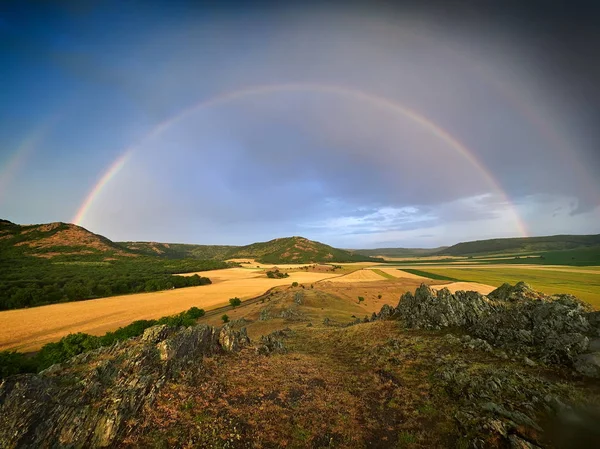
[229,297,242,308]
[358,296,365,303]
[378,294,382,299]
[187,306,205,319]
[292,282,299,287]
[221,314,230,323]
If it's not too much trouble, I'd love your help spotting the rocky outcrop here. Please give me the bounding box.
[0,323,249,448]
[377,282,597,374]
[256,329,292,355]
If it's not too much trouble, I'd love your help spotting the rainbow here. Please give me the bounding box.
[0,117,58,205]
[71,83,528,236]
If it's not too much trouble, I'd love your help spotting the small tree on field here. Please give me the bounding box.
[292,282,299,287]
[358,296,365,304]
[377,294,382,299]
[221,314,229,323]
[229,297,241,308]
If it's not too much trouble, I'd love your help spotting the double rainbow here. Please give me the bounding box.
[71,83,529,236]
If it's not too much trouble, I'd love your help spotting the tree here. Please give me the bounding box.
[221,314,230,323]
[292,282,299,287]
[377,294,382,299]
[358,296,365,304]
[229,297,241,308]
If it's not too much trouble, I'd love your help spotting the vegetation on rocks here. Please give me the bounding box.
[1,280,600,448]
[0,306,205,378]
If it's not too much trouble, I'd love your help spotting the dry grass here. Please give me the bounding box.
[0,269,337,352]
[129,321,463,448]
[318,279,445,314]
[327,269,387,282]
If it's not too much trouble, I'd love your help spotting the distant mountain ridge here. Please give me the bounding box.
[353,247,448,258]
[1,220,380,264]
[438,234,600,256]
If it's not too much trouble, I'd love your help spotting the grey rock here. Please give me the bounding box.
[294,291,304,305]
[142,324,176,344]
[256,328,292,354]
[508,434,541,449]
[219,325,250,352]
[573,352,600,378]
[259,308,271,321]
[0,323,247,448]
[374,282,595,370]
[376,304,394,320]
[588,338,600,352]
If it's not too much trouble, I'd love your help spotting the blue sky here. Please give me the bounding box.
[1,1,599,247]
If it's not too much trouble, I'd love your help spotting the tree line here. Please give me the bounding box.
[0,257,229,310]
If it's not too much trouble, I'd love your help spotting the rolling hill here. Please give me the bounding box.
[438,234,600,256]
[118,241,237,260]
[0,219,137,260]
[227,236,382,263]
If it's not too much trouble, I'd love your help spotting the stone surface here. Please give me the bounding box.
[376,282,595,370]
[0,323,249,448]
[573,352,600,378]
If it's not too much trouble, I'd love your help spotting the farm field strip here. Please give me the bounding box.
[0,268,338,352]
[402,266,600,308]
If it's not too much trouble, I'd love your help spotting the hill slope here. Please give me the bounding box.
[119,241,237,260]
[438,234,600,256]
[227,236,382,263]
[0,219,137,260]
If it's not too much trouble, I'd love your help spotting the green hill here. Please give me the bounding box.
[0,219,138,260]
[438,234,600,256]
[119,241,237,260]
[228,236,382,263]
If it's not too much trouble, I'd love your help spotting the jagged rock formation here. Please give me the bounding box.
[376,282,600,376]
[0,324,249,448]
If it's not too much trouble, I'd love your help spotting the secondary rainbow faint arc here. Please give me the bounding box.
[72,83,528,236]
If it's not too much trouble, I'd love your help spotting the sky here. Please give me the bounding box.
[1,0,599,248]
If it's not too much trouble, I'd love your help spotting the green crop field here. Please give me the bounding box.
[406,266,600,308]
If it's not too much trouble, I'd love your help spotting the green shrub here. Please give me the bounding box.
[292,282,299,287]
[221,314,230,323]
[229,297,241,308]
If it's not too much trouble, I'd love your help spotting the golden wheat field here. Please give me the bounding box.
[327,269,386,282]
[0,268,337,352]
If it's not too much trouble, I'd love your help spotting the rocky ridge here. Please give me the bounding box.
[0,324,249,448]
[375,282,600,377]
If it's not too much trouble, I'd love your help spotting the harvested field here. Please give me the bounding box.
[372,267,429,280]
[327,269,386,282]
[318,278,446,314]
[0,269,336,352]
